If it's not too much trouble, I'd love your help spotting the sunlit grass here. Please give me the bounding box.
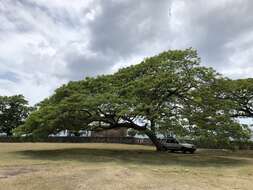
[0,143,253,190]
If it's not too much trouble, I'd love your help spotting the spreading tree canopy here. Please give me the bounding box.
[180,77,251,144]
[219,78,253,118]
[14,49,251,150]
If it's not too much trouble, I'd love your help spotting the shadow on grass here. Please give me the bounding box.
[14,147,252,168]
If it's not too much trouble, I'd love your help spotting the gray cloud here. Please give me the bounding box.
[64,0,172,79]
[169,0,253,75]
[89,0,171,55]
[0,71,19,83]
[0,0,253,104]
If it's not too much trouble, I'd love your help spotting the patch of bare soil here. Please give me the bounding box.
[115,168,133,178]
[0,167,38,179]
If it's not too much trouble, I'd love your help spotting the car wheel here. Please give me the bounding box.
[189,150,195,154]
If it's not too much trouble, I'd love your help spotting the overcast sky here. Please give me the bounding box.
[1,0,253,105]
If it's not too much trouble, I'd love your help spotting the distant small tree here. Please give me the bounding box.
[0,95,32,136]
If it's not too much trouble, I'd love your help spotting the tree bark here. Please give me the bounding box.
[145,129,166,151]
[6,131,12,137]
[106,122,166,151]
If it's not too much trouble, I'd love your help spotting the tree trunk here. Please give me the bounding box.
[6,131,12,137]
[111,122,166,151]
[145,129,166,151]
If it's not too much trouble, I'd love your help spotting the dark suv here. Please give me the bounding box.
[161,137,196,153]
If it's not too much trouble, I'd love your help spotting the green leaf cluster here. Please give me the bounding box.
[13,49,252,147]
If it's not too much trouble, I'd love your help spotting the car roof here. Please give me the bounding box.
[164,137,176,139]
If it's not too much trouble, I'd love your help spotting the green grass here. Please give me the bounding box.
[0,143,253,190]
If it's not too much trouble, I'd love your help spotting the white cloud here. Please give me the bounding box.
[0,0,253,105]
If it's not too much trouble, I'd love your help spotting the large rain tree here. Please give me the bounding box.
[14,49,251,151]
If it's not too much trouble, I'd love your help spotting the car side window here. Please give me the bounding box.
[166,139,177,143]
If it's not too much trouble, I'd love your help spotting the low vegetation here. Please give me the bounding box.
[1,143,253,190]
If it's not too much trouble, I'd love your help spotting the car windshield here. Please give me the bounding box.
[165,139,178,143]
[164,138,188,144]
[176,139,184,143]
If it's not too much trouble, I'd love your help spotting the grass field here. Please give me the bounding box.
[0,143,253,190]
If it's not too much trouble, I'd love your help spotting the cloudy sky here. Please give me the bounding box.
[1,0,253,105]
